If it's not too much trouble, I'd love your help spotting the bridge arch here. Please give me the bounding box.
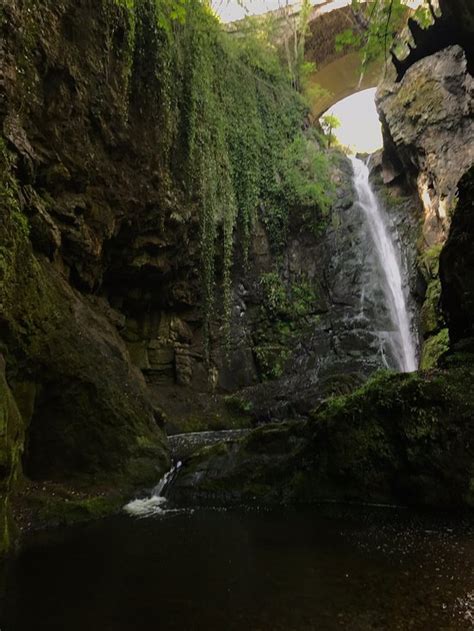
[303,3,383,117]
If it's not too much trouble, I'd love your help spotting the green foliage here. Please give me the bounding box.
[259,130,333,253]
[255,270,318,380]
[292,278,318,317]
[281,0,313,91]
[226,13,283,77]
[260,271,317,320]
[260,272,289,317]
[281,132,333,215]
[420,328,449,370]
[164,1,318,358]
[109,0,313,359]
[20,0,329,365]
[335,27,362,53]
[320,114,341,148]
[224,394,254,414]
[254,344,290,379]
[114,0,189,32]
[335,0,425,69]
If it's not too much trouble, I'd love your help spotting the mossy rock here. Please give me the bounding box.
[172,367,474,509]
[420,278,444,335]
[420,328,450,369]
[0,360,24,556]
[33,493,126,527]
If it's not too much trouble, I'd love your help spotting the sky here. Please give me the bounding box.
[211,0,424,23]
[323,88,383,154]
[211,1,352,23]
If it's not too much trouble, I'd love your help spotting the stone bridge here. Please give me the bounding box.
[228,0,417,117]
[304,2,383,117]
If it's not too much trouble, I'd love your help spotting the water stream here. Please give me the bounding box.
[124,430,251,518]
[124,460,183,518]
[350,157,418,372]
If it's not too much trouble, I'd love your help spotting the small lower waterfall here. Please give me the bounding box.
[350,157,418,373]
[124,461,182,517]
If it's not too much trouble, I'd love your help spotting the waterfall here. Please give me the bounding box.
[124,461,182,518]
[350,157,417,373]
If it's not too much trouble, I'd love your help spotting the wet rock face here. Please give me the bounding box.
[22,265,170,484]
[376,45,474,247]
[228,155,419,420]
[0,0,175,518]
[440,167,474,343]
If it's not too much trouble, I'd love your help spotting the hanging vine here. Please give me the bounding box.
[114,0,331,362]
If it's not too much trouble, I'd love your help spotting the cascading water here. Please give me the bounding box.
[350,157,418,373]
[124,460,182,518]
[123,430,250,518]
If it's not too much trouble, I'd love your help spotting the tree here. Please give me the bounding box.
[335,0,438,71]
[281,0,313,91]
[321,114,341,148]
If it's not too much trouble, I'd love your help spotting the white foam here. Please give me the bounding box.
[124,495,169,518]
[124,461,184,518]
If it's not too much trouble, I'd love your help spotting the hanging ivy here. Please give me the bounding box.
[114,0,332,361]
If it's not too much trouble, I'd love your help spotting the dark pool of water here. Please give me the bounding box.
[2,504,474,630]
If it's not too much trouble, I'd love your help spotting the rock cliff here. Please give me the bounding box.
[376,2,474,367]
[377,45,474,246]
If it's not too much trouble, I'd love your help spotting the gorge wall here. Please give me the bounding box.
[0,0,399,552]
[1,0,473,554]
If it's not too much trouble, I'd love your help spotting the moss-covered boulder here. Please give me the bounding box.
[172,365,474,508]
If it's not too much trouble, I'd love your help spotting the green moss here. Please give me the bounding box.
[418,243,447,363]
[35,493,125,526]
[174,365,474,508]
[179,412,251,433]
[0,140,30,557]
[254,344,290,379]
[420,278,443,334]
[0,375,24,557]
[310,367,474,501]
[420,328,450,370]
[0,140,29,297]
[0,128,168,495]
[397,75,446,122]
[254,270,318,380]
[224,395,254,415]
[419,244,443,283]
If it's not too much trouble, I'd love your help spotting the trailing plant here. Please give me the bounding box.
[260,271,317,321]
[256,270,318,380]
[109,0,332,361]
[280,131,333,216]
